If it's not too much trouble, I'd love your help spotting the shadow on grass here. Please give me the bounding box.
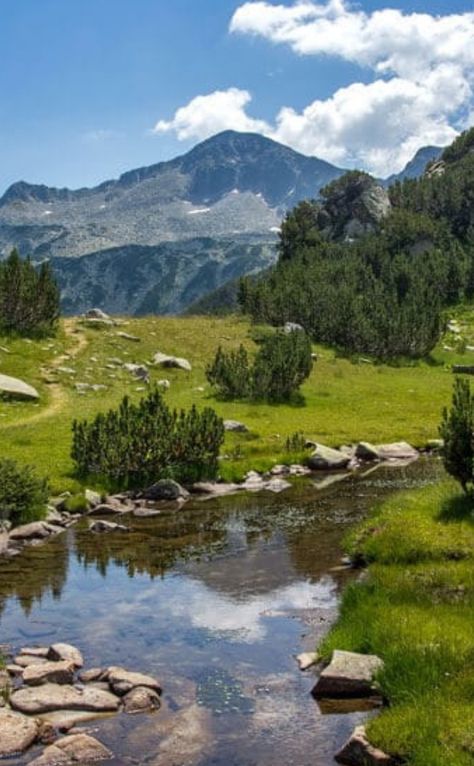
[438,492,474,525]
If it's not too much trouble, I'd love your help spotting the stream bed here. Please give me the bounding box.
[0,458,443,765]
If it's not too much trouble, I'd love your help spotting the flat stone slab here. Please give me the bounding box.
[0,708,39,757]
[312,650,383,698]
[23,661,74,687]
[335,725,394,765]
[107,666,162,696]
[10,523,57,541]
[28,733,112,765]
[10,682,120,714]
[0,373,39,400]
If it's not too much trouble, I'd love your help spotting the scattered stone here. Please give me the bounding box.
[307,444,351,471]
[28,733,112,766]
[47,644,84,669]
[123,363,149,383]
[123,685,161,714]
[265,478,291,493]
[10,683,119,714]
[335,725,394,765]
[0,373,39,400]
[270,464,290,476]
[153,352,192,371]
[89,520,128,534]
[107,666,161,696]
[157,379,170,389]
[23,661,74,687]
[355,442,380,461]
[7,664,24,677]
[0,708,39,757]
[312,650,383,698]
[85,308,110,320]
[296,652,319,671]
[283,322,304,333]
[116,331,140,342]
[223,419,248,432]
[56,367,76,375]
[140,479,189,502]
[74,383,107,393]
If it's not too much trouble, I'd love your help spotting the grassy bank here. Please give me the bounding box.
[0,311,473,492]
[320,479,474,766]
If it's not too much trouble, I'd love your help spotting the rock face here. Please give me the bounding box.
[316,172,391,242]
[335,725,394,765]
[307,444,351,471]
[0,708,39,757]
[154,352,192,371]
[10,683,120,714]
[0,373,39,400]
[23,661,74,687]
[28,733,112,766]
[312,650,384,699]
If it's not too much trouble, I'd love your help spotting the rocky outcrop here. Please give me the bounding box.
[335,725,395,765]
[312,650,384,698]
[317,172,391,242]
[0,373,39,400]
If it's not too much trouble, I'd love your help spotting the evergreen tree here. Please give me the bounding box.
[440,378,474,494]
[0,249,60,336]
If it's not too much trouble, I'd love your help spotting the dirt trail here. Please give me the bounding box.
[7,320,89,428]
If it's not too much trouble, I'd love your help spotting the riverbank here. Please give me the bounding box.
[0,311,472,493]
[320,479,474,766]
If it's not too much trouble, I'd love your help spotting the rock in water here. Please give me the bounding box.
[0,373,39,400]
[0,708,39,757]
[312,650,383,698]
[47,643,84,668]
[141,479,189,501]
[335,725,394,765]
[28,733,112,765]
[123,686,161,714]
[307,444,351,470]
[10,683,119,714]
[107,666,162,696]
[23,661,74,687]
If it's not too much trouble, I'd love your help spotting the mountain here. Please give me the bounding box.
[0,131,436,315]
[385,146,443,185]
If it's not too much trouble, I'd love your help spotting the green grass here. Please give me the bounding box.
[1,308,474,492]
[320,479,474,766]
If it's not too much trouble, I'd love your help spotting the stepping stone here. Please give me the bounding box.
[312,650,383,698]
[28,733,112,765]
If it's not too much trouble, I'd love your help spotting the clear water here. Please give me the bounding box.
[0,458,443,765]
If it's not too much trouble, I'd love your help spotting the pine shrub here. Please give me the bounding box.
[0,458,49,527]
[440,378,474,493]
[0,249,60,336]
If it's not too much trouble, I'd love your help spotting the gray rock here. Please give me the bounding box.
[312,650,383,698]
[355,442,380,461]
[47,643,84,668]
[23,661,74,687]
[28,733,112,766]
[191,482,241,497]
[141,479,189,502]
[283,322,304,333]
[0,708,39,757]
[157,379,170,389]
[10,683,119,714]
[20,647,50,658]
[0,373,39,400]
[154,352,192,371]
[375,442,418,460]
[335,725,394,765]
[296,652,319,671]
[116,331,140,342]
[88,497,134,515]
[78,668,107,684]
[270,464,290,476]
[223,419,248,432]
[85,489,101,508]
[123,685,161,714]
[85,308,110,320]
[123,363,149,382]
[307,444,351,471]
[107,666,161,696]
[265,478,291,493]
[10,522,57,541]
[89,520,128,534]
[14,655,50,668]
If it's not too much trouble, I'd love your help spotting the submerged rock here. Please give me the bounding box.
[335,725,394,765]
[89,520,128,534]
[312,650,383,698]
[123,686,161,714]
[0,708,39,757]
[10,683,119,714]
[28,733,112,765]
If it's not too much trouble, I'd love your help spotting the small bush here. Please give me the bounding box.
[205,344,250,399]
[440,378,474,493]
[71,387,225,488]
[0,458,49,527]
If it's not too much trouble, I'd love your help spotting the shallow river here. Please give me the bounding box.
[0,458,443,766]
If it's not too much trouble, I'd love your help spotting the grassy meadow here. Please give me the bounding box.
[0,309,473,492]
[320,479,474,766]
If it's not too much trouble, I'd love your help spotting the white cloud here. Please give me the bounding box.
[154,2,474,175]
[153,88,269,141]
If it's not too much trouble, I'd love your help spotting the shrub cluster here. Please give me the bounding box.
[206,330,313,401]
[71,388,225,488]
[0,249,60,336]
[0,458,49,527]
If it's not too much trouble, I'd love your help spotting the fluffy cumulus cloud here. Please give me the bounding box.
[155,1,474,175]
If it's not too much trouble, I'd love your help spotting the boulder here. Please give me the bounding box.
[23,661,74,687]
[223,420,248,433]
[28,733,112,766]
[312,650,383,698]
[10,683,119,714]
[355,442,380,461]
[153,352,192,371]
[283,322,304,333]
[89,520,128,533]
[375,442,418,461]
[123,363,149,382]
[47,644,84,668]
[0,373,39,400]
[335,725,394,765]
[10,522,58,541]
[141,479,189,502]
[107,666,162,696]
[0,708,39,757]
[85,308,110,320]
[123,685,161,714]
[307,444,351,471]
[85,489,101,508]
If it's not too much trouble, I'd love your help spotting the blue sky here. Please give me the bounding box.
[0,0,473,192]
